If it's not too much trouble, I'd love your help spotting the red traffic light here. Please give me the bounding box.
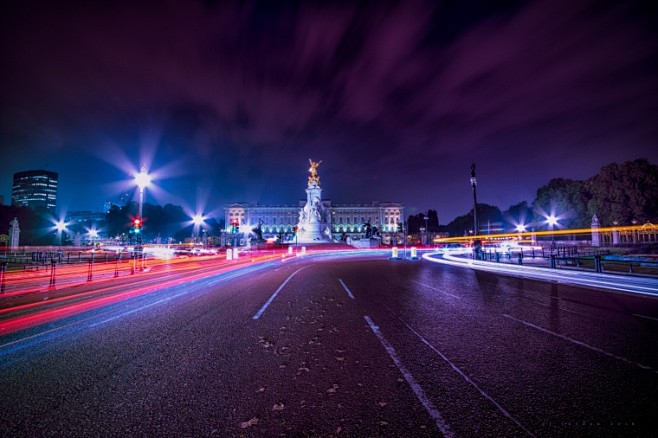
[134,218,141,226]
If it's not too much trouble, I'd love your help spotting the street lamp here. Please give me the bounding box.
[134,166,151,220]
[55,219,66,247]
[545,214,559,249]
[133,166,150,262]
[89,228,98,248]
[470,164,478,237]
[192,214,205,242]
[423,215,429,245]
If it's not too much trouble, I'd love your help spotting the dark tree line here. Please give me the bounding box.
[406,210,439,233]
[105,202,222,242]
[1,202,223,245]
[0,205,56,245]
[421,158,658,237]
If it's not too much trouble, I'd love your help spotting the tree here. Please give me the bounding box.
[532,178,590,229]
[427,209,439,231]
[503,201,535,231]
[442,203,502,236]
[586,158,658,225]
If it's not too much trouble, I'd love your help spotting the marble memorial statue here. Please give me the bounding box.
[296,159,332,243]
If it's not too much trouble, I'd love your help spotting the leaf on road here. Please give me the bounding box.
[272,402,284,411]
[240,417,258,429]
[258,337,273,348]
[335,356,345,361]
[256,387,265,393]
[378,401,387,407]
[327,383,339,394]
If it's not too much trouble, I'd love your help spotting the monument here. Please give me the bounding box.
[296,159,333,243]
[9,218,20,250]
[591,214,600,247]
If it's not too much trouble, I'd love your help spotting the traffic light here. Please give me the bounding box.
[133,218,142,234]
[397,221,403,233]
[293,226,298,234]
[231,219,239,233]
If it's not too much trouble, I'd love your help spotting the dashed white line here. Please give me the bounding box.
[364,315,454,437]
[633,313,658,322]
[252,267,307,320]
[503,314,656,373]
[338,278,355,299]
[411,280,461,299]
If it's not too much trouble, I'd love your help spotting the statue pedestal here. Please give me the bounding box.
[297,182,332,243]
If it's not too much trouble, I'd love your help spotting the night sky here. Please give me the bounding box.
[1,0,657,223]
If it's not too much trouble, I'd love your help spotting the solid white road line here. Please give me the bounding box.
[395,313,535,437]
[503,313,656,373]
[411,280,462,299]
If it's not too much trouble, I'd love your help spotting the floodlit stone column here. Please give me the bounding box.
[591,214,600,247]
[8,218,19,250]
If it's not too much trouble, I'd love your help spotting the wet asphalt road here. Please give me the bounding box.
[1,254,657,437]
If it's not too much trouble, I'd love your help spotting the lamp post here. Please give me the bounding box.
[470,164,478,237]
[192,214,204,243]
[55,220,66,247]
[546,214,558,251]
[89,229,98,249]
[423,215,429,246]
[133,166,150,264]
[134,166,151,221]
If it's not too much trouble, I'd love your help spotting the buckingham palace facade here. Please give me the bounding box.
[224,200,404,244]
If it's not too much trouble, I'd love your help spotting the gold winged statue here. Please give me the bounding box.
[308,159,322,186]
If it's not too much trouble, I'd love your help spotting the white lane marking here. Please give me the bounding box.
[252,267,307,320]
[634,313,658,322]
[395,313,535,437]
[364,315,453,437]
[338,278,355,299]
[503,314,656,373]
[411,280,461,299]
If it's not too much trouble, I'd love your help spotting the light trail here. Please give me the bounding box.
[0,252,283,336]
[0,246,429,337]
[422,251,658,297]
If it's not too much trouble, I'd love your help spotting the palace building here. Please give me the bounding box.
[224,160,404,244]
[224,201,404,243]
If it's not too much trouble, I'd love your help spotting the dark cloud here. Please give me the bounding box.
[1,0,656,221]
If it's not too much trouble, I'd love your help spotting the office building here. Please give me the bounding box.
[11,170,59,211]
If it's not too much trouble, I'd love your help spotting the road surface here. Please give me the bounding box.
[1,253,657,436]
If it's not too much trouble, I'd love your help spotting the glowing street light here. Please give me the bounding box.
[55,220,66,232]
[545,213,559,247]
[54,219,67,247]
[546,214,559,227]
[515,224,527,233]
[134,166,151,220]
[191,214,206,242]
[89,228,98,241]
